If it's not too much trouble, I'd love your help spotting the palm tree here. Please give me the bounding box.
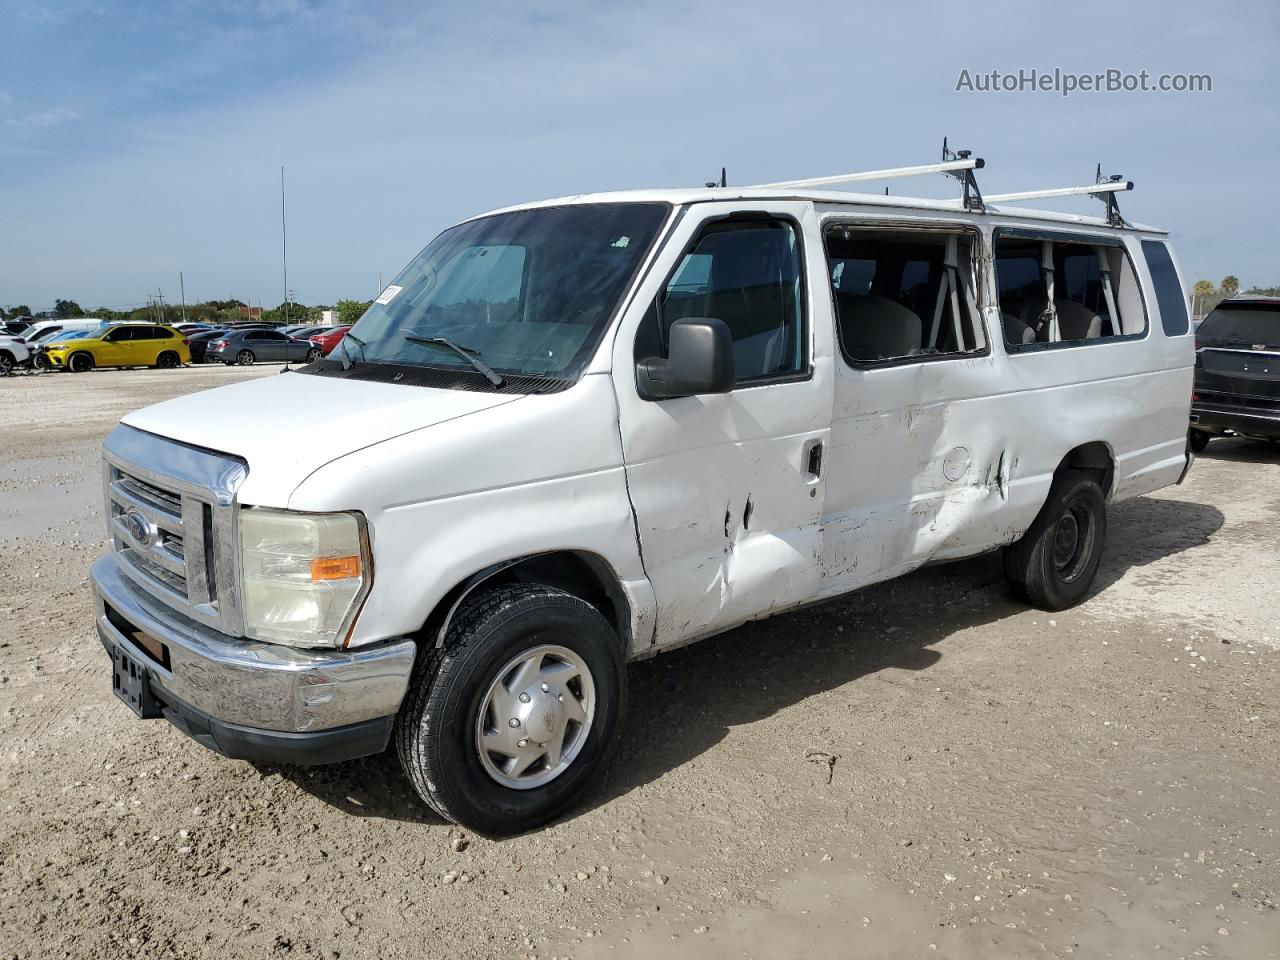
[1221,275,1240,299]
[1192,280,1214,318]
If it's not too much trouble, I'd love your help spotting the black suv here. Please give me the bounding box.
[1190,297,1280,451]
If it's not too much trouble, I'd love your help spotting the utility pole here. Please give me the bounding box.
[281,165,289,327]
[155,289,166,325]
[179,272,188,324]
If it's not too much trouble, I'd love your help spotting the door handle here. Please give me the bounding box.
[805,440,824,478]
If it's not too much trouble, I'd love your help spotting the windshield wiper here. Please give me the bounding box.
[339,331,367,370]
[403,335,505,387]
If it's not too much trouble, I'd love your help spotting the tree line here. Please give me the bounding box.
[0,298,373,327]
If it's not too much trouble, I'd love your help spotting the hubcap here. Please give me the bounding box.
[475,644,595,790]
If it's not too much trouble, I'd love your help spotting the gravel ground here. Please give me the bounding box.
[1,367,1278,960]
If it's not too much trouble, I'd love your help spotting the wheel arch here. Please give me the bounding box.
[425,550,633,653]
[1056,440,1115,498]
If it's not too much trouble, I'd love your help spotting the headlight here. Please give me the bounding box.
[239,508,372,648]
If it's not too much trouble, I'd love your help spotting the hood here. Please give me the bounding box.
[120,370,521,506]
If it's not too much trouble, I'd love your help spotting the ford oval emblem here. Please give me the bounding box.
[124,509,156,548]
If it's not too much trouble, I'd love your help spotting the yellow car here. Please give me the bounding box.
[44,323,191,373]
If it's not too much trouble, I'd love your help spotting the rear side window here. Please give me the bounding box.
[637,218,806,384]
[825,226,986,364]
[1141,240,1190,336]
[995,233,1147,349]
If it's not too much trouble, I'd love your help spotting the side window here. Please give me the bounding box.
[995,234,1147,348]
[638,219,805,384]
[104,327,129,342]
[825,226,985,364]
[1141,240,1190,336]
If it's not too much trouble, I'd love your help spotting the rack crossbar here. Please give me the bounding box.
[984,181,1133,204]
[753,157,983,190]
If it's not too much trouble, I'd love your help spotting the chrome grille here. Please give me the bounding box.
[102,425,248,636]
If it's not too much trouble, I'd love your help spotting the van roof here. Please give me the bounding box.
[475,186,1167,235]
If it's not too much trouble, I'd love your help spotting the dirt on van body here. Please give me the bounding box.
[1,367,1278,959]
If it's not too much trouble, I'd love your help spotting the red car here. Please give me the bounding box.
[310,325,352,356]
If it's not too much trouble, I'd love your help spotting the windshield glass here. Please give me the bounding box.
[342,203,668,380]
[1198,304,1280,347]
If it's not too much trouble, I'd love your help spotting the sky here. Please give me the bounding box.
[1,0,1277,312]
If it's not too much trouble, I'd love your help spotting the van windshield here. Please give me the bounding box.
[1197,303,1280,348]
[338,203,668,384]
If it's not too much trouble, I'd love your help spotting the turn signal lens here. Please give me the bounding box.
[311,555,361,581]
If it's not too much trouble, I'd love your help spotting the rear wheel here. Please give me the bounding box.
[156,351,181,369]
[236,350,255,366]
[1003,469,1106,611]
[396,584,626,835]
[68,352,94,373]
[1188,428,1212,453]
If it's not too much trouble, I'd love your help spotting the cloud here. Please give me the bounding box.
[5,105,82,127]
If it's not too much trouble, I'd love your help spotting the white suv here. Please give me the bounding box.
[90,160,1195,833]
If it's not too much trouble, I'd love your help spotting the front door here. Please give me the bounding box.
[613,201,834,649]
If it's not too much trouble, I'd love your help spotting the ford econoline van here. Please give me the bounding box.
[90,158,1195,833]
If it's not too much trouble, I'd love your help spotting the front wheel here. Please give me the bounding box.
[305,347,321,363]
[68,352,94,373]
[1188,428,1211,453]
[395,584,626,835]
[1003,469,1106,611]
[0,352,13,376]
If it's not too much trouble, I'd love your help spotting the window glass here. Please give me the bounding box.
[1196,303,1280,348]
[639,219,805,383]
[1140,240,1190,336]
[995,234,1147,348]
[103,327,129,342]
[825,227,984,363]
[338,203,668,381]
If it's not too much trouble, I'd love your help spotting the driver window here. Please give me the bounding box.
[636,218,805,384]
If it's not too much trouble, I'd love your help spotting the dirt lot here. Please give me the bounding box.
[1,367,1278,959]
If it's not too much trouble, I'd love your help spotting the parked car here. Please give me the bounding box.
[309,325,351,355]
[187,329,230,364]
[43,323,190,372]
[0,334,32,373]
[2,319,33,336]
[1188,296,1280,450]
[176,323,220,335]
[205,328,323,365]
[90,159,1194,834]
[284,324,331,340]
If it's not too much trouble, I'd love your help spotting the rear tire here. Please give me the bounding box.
[395,584,626,835]
[1188,428,1211,453]
[68,352,94,373]
[1003,469,1106,611]
[236,350,255,366]
[156,351,181,369]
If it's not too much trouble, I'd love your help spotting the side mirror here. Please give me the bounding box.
[636,317,735,400]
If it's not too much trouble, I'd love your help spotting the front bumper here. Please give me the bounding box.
[91,554,417,765]
[1191,403,1280,439]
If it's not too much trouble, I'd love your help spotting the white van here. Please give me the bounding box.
[90,156,1194,833]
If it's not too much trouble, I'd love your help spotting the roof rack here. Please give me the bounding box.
[752,138,985,211]
[984,165,1132,226]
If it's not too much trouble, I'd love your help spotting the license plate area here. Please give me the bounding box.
[110,641,164,719]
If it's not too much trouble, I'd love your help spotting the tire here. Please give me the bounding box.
[32,353,52,372]
[236,350,255,366]
[395,583,626,835]
[68,352,94,373]
[1003,469,1107,611]
[305,347,321,363]
[156,351,181,369]
[1188,428,1211,453]
[0,351,13,376]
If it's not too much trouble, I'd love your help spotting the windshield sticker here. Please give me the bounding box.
[375,284,403,305]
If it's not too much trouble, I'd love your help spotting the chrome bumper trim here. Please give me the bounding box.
[91,554,415,733]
